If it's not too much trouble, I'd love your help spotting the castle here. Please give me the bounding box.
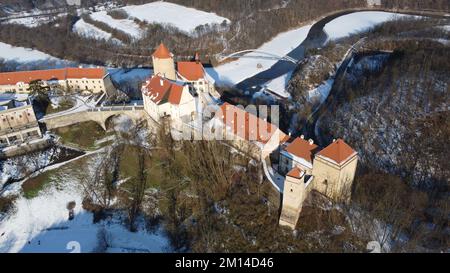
[142,43,358,230]
[278,137,358,229]
[142,43,219,128]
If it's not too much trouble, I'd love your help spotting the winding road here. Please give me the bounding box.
[235,10,365,92]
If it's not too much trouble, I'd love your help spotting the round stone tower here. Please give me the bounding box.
[152,43,176,81]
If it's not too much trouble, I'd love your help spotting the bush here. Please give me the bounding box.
[0,196,16,214]
[107,9,129,20]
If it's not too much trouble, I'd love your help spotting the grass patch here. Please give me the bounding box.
[119,145,162,189]
[21,171,54,199]
[45,99,75,115]
[53,121,106,150]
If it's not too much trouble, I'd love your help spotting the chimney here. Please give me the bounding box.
[333,139,336,142]
[300,135,304,139]
[78,65,83,68]
[195,52,200,64]
[160,79,164,86]
[309,139,314,145]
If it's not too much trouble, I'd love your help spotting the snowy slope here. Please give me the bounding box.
[264,72,293,98]
[324,11,408,41]
[0,42,58,62]
[90,11,142,39]
[210,24,313,85]
[80,1,230,40]
[73,19,117,42]
[0,154,171,253]
[122,2,230,33]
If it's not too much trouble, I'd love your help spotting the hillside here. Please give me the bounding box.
[317,19,449,188]
[0,0,448,67]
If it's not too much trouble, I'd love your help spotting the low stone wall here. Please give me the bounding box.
[0,138,51,159]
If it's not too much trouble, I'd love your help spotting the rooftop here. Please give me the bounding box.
[316,139,357,165]
[286,167,304,179]
[142,75,185,105]
[218,103,288,144]
[152,43,172,59]
[0,67,106,85]
[177,61,205,81]
[284,137,319,164]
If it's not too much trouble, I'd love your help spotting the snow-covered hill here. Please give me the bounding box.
[74,1,230,40]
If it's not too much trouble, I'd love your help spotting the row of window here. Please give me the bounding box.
[1,113,32,122]
[69,80,102,84]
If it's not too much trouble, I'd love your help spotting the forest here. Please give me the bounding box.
[0,0,449,66]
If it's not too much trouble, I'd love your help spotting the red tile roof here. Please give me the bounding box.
[287,167,304,179]
[152,43,172,59]
[177,61,205,81]
[0,69,66,85]
[317,139,357,165]
[167,84,184,105]
[66,67,106,79]
[218,103,287,144]
[0,68,106,85]
[142,75,184,105]
[285,137,319,164]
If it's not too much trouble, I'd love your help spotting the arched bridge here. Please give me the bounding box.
[41,105,148,131]
[218,50,299,64]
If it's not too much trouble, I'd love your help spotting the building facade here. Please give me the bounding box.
[279,136,320,175]
[142,75,196,123]
[143,44,219,127]
[279,168,314,229]
[206,103,289,158]
[152,43,177,81]
[0,99,42,147]
[0,67,112,94]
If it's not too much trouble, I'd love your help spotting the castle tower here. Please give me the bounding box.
[152,43,176,81]
[311,139,358,202]
[279,168,312,229]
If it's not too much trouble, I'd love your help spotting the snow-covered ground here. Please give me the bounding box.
[0,153,171,253]
[90,11,143,39]
[210,11,408,97]
[263,71,293,98]
[308,79,334,103]
[324,11,408,41]
[0,42,75,70]
[210,24,313,86]
[108,68,152,83]
[79,1,230,40]
[1,9,66,27]
[0,42,58,63]
[73,19,122,44]
[121,2,230,33]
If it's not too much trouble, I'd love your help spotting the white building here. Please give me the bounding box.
[142,75,196,123]
[0,97,42,147]
[0,67,113,94]
[143,43,219,125]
